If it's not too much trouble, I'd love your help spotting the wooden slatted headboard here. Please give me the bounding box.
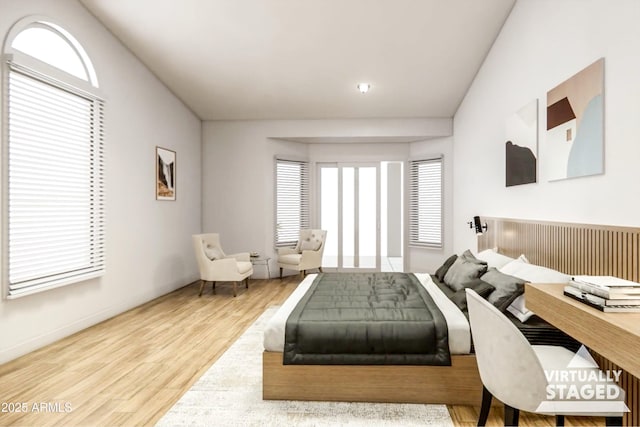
[477,217,640,282]
[477,217,640,426]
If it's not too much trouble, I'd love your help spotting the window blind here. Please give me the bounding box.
[275,158,309,247]
[409,157,443,248]
[6,66,105,298]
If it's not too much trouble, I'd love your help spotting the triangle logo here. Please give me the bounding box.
[567,345,599,369]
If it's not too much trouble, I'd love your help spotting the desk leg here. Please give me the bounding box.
[593,352,639,426]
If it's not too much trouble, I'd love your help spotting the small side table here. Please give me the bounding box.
[250,256,271,279]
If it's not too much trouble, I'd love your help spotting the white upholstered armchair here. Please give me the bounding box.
[192,233,253,297]
[277,229,327,279]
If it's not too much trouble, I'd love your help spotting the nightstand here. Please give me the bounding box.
[250,256,271,279]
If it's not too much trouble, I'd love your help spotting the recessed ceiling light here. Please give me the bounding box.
[357,83,370,94]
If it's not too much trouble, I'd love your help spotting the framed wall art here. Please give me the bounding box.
[156,146,176,201]
[505,99,538,187]
[545,58,604,181]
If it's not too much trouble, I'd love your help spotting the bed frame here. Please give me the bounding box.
[263,352,483,405]
[263,218,640,417]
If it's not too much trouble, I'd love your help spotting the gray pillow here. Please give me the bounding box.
[482,267,525,311]
[435,254,458,282]
[443,256,488,291]
[450,279,495,312]
[460,249,487,265]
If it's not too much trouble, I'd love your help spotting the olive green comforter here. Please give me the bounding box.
[283,272,451,365]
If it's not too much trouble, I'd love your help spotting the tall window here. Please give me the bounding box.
[275,158,309,247]
[3,19,104,298]
[409,157,443,248]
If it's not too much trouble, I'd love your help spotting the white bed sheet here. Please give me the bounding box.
[263,273,471,355]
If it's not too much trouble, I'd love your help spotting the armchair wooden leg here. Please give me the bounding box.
[319,267,323,273]
[477,386,492,426]
[233,282,237,297]
[503,405,519,427]
[555,415,564,426]
[198,280,205,297]
[280,268,283,280]
[302,270,306,277]
[245,277,249,289]
[212,281,216,294]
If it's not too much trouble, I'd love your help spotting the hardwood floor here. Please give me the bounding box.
[0,276,604,426]
[0,277,298,426]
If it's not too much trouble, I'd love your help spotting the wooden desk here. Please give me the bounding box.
[526,283,640,425]
[526,283,640,378]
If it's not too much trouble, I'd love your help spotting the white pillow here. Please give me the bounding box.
[500,259,570,322]
[507,300,535,323]
[476,249,515,270]
[300,240,316,251]
[499,259,570,283]
[518,254,530,264]
[204,244,223,260]
[507,295,534,322]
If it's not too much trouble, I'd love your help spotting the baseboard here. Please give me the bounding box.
[0,307,116,365]
[0,278,198,365]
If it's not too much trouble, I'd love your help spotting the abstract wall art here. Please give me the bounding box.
[545,58,604,181]
[505,99,538,187]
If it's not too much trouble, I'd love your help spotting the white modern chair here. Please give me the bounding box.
[466,289,624,427]
[192,233,253,297]
[277,229,327,279]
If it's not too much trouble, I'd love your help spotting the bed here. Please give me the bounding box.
[264,273,472,358]
[262,267,575,405]
[263,272,481,405]
[262,217,640,425]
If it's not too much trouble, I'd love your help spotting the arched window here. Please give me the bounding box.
[3,17,105,298]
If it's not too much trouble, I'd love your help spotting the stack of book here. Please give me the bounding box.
[564,275,640,312]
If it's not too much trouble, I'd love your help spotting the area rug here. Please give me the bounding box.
[156,306,454,427]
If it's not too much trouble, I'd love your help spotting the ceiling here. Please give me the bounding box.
[80,0,515,121]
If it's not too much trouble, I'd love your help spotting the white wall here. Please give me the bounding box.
[453,0,640,253]
[202,118,452,276]
[0,0,202,363]
[202,121,308,280]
